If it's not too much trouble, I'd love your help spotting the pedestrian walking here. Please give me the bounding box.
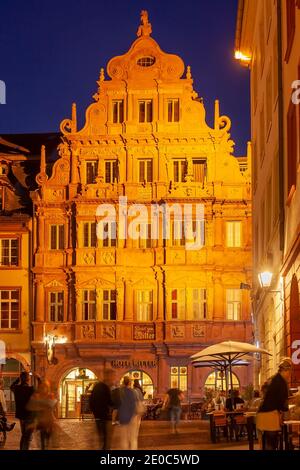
[163,383,184,434]
[131,379,145,449]
[118,376,137,450]
[256,357,293,450]
[89,369,116,450]
[10,371,35,450]
[27,379,57,450]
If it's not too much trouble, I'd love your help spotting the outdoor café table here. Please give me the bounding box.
[283,420,300,450]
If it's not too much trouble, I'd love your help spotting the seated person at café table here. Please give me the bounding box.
[225,390,245,411]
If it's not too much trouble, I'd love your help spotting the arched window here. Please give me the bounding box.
[204,370,239,391]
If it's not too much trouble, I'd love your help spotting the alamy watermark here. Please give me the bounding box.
[96,197,205,250]
[292,80,300,105]
[0,80,6,104]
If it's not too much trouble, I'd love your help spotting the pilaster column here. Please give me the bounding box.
[75,288,82,322]
[37,214,45,252]
[213,274,224,320]
[124,280,133,321]
[35,278,45,322]
[214,211,223,247]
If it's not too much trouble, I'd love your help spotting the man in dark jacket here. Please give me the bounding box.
[89,369,116,450]
[10,372,34,450]
[257,357,293,449]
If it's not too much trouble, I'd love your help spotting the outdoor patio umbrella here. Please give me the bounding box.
[191,354,250,392]
[190,341,271,406]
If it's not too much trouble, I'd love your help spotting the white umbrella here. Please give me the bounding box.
[190,341,271,405]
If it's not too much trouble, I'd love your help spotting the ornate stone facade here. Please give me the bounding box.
[31,12,252,412]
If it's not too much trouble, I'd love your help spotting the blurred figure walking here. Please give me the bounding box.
[10,372,34,450]
[89,369,116,450]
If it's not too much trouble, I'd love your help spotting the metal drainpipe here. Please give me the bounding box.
[277,0,285,252]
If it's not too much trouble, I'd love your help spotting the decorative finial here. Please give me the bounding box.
[214,99,220,130]
[137,10,152,37]
[99,68,105,82]
[71,103,77,133]
[35,145,48,185]
[186,66,192,80]
[40,145,46,174]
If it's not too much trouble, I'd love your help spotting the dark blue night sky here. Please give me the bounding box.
[0,0,250,155]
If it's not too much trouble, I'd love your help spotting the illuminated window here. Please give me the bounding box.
[102,290,116,321]
[137,57,155,67]
[167,99,179,122]
[83,222,96,248]
[170,366,187,392]
[190,220,205,247]
[0,238,19,266]
[49,291,64,322]
[139,159,153,183]
[139,100,153,123]
[171,289,185,320]
[226,289,241,321]
[192,288,207,320]
[86,161,98,184]
[173,160,187,182]
[226,221,242,248]
[136,290,153,321]
[205,371,239,390]
[105,160,118,183]
[50,225,64,250]
[112,100,124,124]
[82,289,96,321]
[0,289,20,329]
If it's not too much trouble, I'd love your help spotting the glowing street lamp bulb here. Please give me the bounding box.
[258,271,273,288]
[234,50,251,63]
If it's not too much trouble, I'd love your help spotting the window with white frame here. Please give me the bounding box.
[226,221,242,248]
[105,160,118,183]
[173,160,187,183]
[136,290,153,321]
[139,100,153,123]
[170,366,187,391]
[167,99,179,122]
[192,288,207,320]
[83,222,96,248]
[49,291,64,322]
[0,289,20,329]
[50,225,64,250]
[82,289,96,321]
[102,290,116,321]
[139,159,153,183]
[112,100,124,124]
[0,238,19,266]
[226,289,241,321]
[86,161,98,184]
[171,289,185,320]
[139,223,152,249]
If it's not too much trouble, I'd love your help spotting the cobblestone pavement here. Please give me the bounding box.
[2,419,257,450]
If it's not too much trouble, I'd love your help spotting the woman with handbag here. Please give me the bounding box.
[256,357,293,450]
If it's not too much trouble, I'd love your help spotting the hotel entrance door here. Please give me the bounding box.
[60,368,97,418]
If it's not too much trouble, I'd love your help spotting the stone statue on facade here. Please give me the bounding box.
[137,10,152,37]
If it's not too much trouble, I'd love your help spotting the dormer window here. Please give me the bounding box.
[137,56,155,67]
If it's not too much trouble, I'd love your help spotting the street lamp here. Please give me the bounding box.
[258,271,273,288]
[44,334,67,365]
